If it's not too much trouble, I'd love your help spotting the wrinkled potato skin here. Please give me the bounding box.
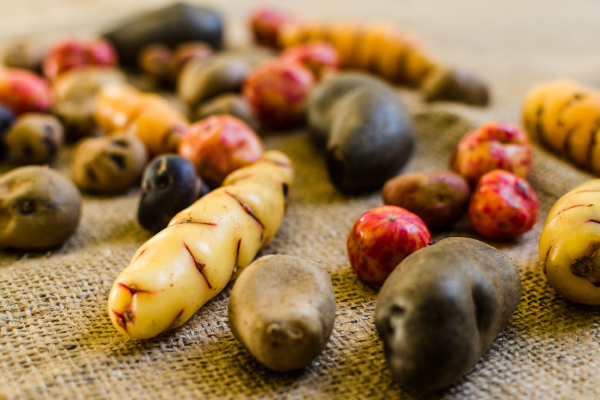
[376,237,521,392]
[107,151,294,339]
[228,255,336,371]
[0,166,82,250]
[5,113,65,164]
[539,179,600,305]
[382,170,470,228]
[72,132,148,193]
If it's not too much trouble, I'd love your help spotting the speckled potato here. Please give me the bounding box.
[72,132,148,193]
[108,150,294,339]
[0,166,82,250]
[539,179,600,305]
[4,113,64,164]
[376,237,522,392]
[228,255,336,371]
[382,170,471,228]
[307,73,415,193]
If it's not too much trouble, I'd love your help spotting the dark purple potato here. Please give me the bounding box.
[103,3,223,68]
[0,105,16,156]
[138,155,210,232]
[375,237,521,392]
[307,73,415,193]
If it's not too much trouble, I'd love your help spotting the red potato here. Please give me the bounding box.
[243,60,316,130]
[347,205,431,285]
[178,115,264,187]
[249,8,298,48]
[469,169,538,240]
[43,39,117,82]
[0,68,51,115]
[281,42,339,80]
[450,122,532,187]
[382,170,471,228]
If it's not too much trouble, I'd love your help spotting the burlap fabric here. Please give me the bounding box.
[2,1,600,399]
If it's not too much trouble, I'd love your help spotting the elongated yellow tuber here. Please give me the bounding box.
[108,150,294,339]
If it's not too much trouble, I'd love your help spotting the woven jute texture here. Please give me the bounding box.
[1,105,599,400]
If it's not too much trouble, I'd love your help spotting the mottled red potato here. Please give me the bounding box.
[450,122,532,187]
[243,60,316,130]
[42,39,117,81]
[347,205,431,285]
[178,115,264,187]
[281,42,339,80]
[249,8,297,48]
[469,169,538,240]
[382,170,471,228]
[0,68,51,115]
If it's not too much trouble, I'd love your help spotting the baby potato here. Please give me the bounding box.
[376,237,521,392]
[4,113,64,165]
[0,166,82,250]
[72,132,148,193]
[193,94,258,131]
[382,170,470,228]
[228,255,336,371]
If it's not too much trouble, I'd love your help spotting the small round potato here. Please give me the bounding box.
[72,132,148,193]
[0,166,82,250]
[193,93,258,130]
[228,255,336,372]
[4,113,64,164]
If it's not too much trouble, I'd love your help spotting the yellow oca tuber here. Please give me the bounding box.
[540,179,600,305]
[108,150,294,339]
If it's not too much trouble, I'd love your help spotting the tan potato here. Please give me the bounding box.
[5,113,64,164]
[72,132,148,193]
[228,255,336,372]
[107,150,294,339]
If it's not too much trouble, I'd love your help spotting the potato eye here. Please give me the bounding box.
[17,199,36,215]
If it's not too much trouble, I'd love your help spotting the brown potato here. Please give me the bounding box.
[72,132,148,193]
[4,113,64,164]
[193,93,258,130]
[382,170,470,228]
[0,166,82,250]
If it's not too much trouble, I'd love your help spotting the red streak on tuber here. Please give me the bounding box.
[225,191,266,229]
[118,282,150,296]
[178,220,217,226]
[183,242,214,289]
[586,219,600,225]
[542,246,552,274]
[133,249,146,262]
[111,309,128,333]
[557,204,593,215]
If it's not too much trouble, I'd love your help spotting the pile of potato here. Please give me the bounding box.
[3,2,600,395]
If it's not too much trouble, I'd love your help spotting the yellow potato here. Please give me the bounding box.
[107,151,294,339]
[539,179,600,305]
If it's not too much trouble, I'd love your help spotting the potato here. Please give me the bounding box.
[382,170,470,229]
[228,255,336,371]
[307,73,415,193]
[72,132,148,194]
[108,151,294,339]
[5,113,64,165]
[102,3,223,68]
[539,179,600,305]
[376,237,522,392]
[193,94,258,130]
[0,166,82,250]
[421,66,490,106]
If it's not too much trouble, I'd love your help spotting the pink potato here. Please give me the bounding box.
[281,42,339,80]
[382,170,471,228]
[347,205,431,285]
[468,169,538,240]
[178,115,264,187]
[450,122,532,187]
[43,39,117,81]
[243,60,316,130]
[0,68,51,115]
[249,8,297,48]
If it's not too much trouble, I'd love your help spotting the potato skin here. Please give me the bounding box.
[228,255,336,371]
[382,170,470,228]
[376,237,521,392]
[307,73,415,193]
[539,179,600,305]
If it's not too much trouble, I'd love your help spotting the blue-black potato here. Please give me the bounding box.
[307,73,415,193]
[138,155,209,232]
[103,3,223,68]
[375,237,522,392]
